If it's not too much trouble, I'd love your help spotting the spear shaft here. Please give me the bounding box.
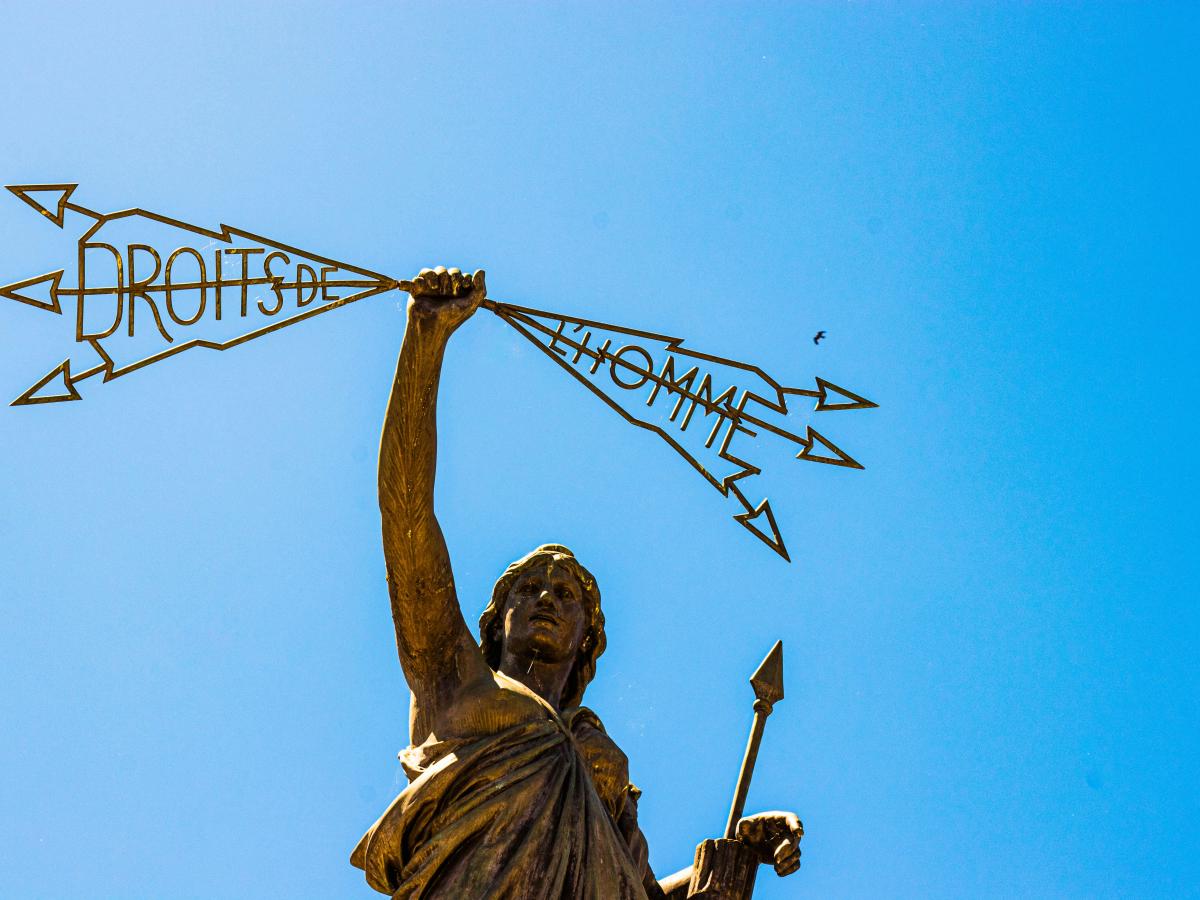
[724,697,776,838]
[723,640,785,840]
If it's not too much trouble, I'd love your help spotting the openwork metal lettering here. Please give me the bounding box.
[1,184,398,406]
[2,184,876,560]
[484,300,876,560]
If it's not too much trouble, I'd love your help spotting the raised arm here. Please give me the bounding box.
[379,266,493,742]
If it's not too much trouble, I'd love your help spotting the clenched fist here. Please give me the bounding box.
[737,811,803,877]
[403,266,486,335]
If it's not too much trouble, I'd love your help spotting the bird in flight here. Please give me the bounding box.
[813,330,827,345]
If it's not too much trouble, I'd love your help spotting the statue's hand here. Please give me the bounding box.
[736,811,803,877]
[405,266,486,334]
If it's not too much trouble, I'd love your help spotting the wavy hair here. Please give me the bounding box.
[478,544,606,709]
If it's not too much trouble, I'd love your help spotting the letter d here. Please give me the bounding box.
[76,243,125,341]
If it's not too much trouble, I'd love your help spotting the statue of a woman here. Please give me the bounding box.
[351,267,803,899]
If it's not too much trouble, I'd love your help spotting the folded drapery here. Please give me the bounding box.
[352,675,650,900]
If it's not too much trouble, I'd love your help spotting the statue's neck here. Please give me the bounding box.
[498,653,572,711]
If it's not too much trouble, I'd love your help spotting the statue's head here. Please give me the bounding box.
[478,544,607,709]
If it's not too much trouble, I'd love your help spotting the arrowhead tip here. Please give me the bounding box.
[6,184,79,227]
[750,640,784,705]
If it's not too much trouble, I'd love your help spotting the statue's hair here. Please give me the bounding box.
[478,544,606,709]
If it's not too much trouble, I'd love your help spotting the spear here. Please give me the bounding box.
[723,640,785,839]
[688,642,787,899]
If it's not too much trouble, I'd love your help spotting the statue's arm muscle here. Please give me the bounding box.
[379,308,491,738]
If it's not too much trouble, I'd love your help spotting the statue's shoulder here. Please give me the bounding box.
[416,671,547,748]
[565,706,634,809]
[564,705,611,737]
[566,707,627,759]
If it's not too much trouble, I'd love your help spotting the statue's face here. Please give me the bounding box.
[501,562,587,665]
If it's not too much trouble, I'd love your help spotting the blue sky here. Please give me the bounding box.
[0,3,1195,898]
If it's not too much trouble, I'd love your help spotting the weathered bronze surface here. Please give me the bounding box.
[350,267,803,899]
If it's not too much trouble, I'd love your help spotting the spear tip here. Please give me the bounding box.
[750,640,784,706]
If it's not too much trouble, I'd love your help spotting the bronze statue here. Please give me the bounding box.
[351,267,804,899]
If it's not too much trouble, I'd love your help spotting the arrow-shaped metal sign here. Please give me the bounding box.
[482,301,876,560]
[1,184,875,560]
[1,184,397,405]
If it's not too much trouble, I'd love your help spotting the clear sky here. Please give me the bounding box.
[1,3,1195,898]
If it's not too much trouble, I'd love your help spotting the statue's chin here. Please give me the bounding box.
[504,633,574,669]
[506,621,572,653]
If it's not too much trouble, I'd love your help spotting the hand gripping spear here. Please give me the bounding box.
[687,641,788,900]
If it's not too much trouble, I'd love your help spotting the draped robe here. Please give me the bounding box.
[351,673,655,900]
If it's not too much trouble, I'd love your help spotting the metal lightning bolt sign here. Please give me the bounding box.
[1,184,398,406]
[2,183,876,560]
[484,301,875,561]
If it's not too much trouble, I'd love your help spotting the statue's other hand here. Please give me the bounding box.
[405,266,486,332]
[736,811,803,877]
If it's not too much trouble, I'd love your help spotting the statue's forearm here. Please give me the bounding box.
[378,315,474,684]
[379,316,449,525]
[657,866,692,899]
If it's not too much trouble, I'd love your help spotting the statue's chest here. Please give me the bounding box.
[426,684,632,817]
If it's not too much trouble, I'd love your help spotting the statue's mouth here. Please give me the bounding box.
[529,611,558,627]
